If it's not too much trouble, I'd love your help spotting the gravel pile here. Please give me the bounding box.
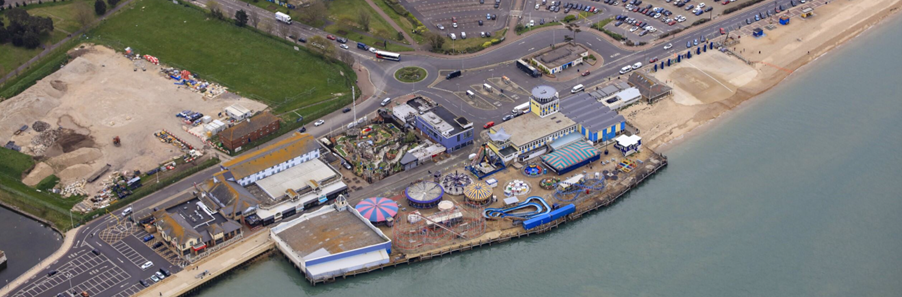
[32,121,50,132]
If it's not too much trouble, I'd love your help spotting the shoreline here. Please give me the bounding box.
[638,0,902,153]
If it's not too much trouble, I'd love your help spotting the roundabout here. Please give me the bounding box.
[394,66,428,83]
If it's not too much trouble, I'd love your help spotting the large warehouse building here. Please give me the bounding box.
[271,196,392,281]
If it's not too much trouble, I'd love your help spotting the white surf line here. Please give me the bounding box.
[684,60,733,93]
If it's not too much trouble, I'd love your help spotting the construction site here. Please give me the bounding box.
[0,45,267,212]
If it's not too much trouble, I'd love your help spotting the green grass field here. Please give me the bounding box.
[90,0,356,114]
[0,147,80,231]
[371,0,424,44]
[323,0,407,45]
[0,0,94,80]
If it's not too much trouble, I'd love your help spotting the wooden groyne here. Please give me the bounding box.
[302,154,669,285]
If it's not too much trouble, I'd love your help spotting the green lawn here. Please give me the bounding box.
[0,0,94,80]
[371,0,424,44]
[89,0,355,114]
[324,0,407,45]
[0,146,35,178]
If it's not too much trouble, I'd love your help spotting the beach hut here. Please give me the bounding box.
[779,16,791,25]
[752,28,764,37]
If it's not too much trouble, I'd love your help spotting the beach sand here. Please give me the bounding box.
[624,0,902,150]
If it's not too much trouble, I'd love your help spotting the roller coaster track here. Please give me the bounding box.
[553,178,606,202]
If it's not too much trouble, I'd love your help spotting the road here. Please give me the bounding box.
[6,0,809,295]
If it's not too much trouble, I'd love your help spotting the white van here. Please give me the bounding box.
[483,83,493,92]
[450,33,457,40]
[632,62,643,70]
[380,98,392,106]
[619,65,632,74]
[466,90,475,97]
[571,84,585,93]
[461,32,467,39]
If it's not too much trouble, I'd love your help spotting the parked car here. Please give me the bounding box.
[142,235,154,242]
[298,126,307,133]
[140,261,154,270]
[152,242,164,249]
[581,70,591,76]
[48,270,59,277]
[502,114,514,122]
[140,280,150,287]
[479,20,484,26]
[342,107,351,113]
[483,121,495,129]
[649,57,658,63]
[326,34,336,40]
[150,275,159,283]
[337,37,348,43]
[159,268,171,277]
[720,27,725,35]
[92,249,101,255]
[339,44,349,50]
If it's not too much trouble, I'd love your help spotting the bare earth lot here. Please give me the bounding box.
[0,45,267,194]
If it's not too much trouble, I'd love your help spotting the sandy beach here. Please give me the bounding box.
[624,0,902,150]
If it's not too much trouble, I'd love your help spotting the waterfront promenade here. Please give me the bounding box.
[136,231,272,297]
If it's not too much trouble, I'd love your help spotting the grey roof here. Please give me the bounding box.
[615,81,631,90]
[399,152,418,165]
[628,72,673,99]
[421,105,470,136]
[488,127,511,142]
[560,93,625,133]
[531,85,558,102]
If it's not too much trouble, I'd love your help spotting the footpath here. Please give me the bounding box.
[136,230,273,297]
[363,0,418,47]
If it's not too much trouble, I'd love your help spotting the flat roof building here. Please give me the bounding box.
[530,44,589,74]
[413,105,474,153]
[560,93,626,143]
[271,197,391,281]
[219,111,281,151]
[487,113,578,163]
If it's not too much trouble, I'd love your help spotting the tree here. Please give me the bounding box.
[357,10,371,32]
[0,1,5,8]
[563,15,576,23]
[94,0,106,15]
[424,31,444,51]
[249,9,259,28]
[107,0,119,7]
[299,0,326,25]
[234,10,248,27]
[278,22,289,39]
[22,30,40,49]
[258,21,273,35]
[207,0,224,20]
[74,2,94,28]
[335,50,354,66]
[566,23,581,44]
[308,35,334,57]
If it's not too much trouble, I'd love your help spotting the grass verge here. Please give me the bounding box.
[89,0,356,114]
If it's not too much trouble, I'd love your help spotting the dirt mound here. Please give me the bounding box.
[64,58,97,75]
[48,147,102,170]
[57,130,94,153]
[22,162,54,186]
[58,164,94,181]
[32,121,50,132]
[50,80,68,92]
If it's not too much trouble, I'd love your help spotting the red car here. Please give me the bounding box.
[326,34,336,40]
[649,57,658,63]
[720,28,726,35]
[483,121,495,129]
[668,21,677,26]
[581,70,591,76]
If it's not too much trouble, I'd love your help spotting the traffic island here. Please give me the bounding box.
[394,67,427,83]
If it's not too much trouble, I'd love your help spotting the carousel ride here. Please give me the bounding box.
[441,171,473,196]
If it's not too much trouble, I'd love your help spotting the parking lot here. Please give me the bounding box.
[11,249,137,297]
[402,0,512,36]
